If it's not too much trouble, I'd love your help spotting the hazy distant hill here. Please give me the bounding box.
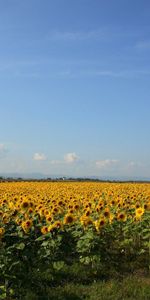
[0,173,150,182]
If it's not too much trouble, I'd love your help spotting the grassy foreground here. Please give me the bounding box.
[43,278,150,300]
[2,263,148,300]
[21,275,150,300]
[1,261,149,299]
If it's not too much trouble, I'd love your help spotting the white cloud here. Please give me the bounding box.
[96,159,119,168]
[0,143,8,158]
[127,161,144,169]
[33,153,47,161]
[64,152,79,163]
[0,143,6,151]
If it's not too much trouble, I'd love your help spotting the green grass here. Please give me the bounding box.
[1,262,149,299]
[21,275,150,300]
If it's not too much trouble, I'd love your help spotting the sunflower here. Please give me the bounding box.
[21,219,33,233]
[44,209,50,216]
[48,220,62,232]
[64,213,75,225]
[94,220,99,231]
[109,213,114,224]
[110,199,116,206]
[117,212,127,222]
[2,213,10,224]
[21,200,30,210]
[15,217,22,225]
[85,208,91,216]
[68,209,74,214]
[99,218,106,226]
[95,218,106,231]
[9,201,15,209]
[103,207,110,218]
[74,204,80,210]
[80,215,93,227]
[52,220,62,229]
[29,201,35,208]
[135,202,141,209]
[0,227,5,238]
[48,224,54,232]
[85,217,93,226]
[96,206,100,212]
[39,207,45,218]
[11,209,18,217]
[144,202,150,210]
[58,200,64,206]
[41,225,49,234]
[52,206,59,215]
[55,220,62,227]
[46,214,53,223]
[135,207,144,219]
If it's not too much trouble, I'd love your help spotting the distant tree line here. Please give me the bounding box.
[0,176,150,183]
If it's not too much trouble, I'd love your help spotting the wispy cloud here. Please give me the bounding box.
[96,159,119,169]
[136,40,150,50]
[81,69,150,79]
[33,153,47,161]
[49,69,150,79]
[47,29,106,41]
[0,143,8,158]
[1,54,150,80]
[126,161,144,169]
[0,143,7,151]
[46,27,148,42]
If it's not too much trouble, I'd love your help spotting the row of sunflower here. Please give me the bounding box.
[0,182,149,236]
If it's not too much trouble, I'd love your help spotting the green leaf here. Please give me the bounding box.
[0,293,6,299]
[142,228,150,233]
[41,240,49,247]
[0,286,5,292]
[53,261,65,271]
[9,261,20,271]
[142,234,150,240]
[138,249,146,255]
[15,242,25,250]
[17,231,24,238]
[35,233,51,241]
[144,241,150,247]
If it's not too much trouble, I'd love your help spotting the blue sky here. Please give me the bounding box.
[0,0,150,178]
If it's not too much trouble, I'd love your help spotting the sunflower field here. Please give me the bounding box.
[0,181,149,299]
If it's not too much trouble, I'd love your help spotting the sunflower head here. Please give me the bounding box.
[0,227,5,238]
[46,214,53,223]
[95,218,106,231]
[103,207,110,218]
[28,207,34,214]
[64,213,75,225]
[41,225,49,235]
[117,212,127,222]
[53,220,62,229]
[21,219,33,233]
[21,200,30,210]
[144,202,150,210]
[135,207,144,219]
[80,215,93,227]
